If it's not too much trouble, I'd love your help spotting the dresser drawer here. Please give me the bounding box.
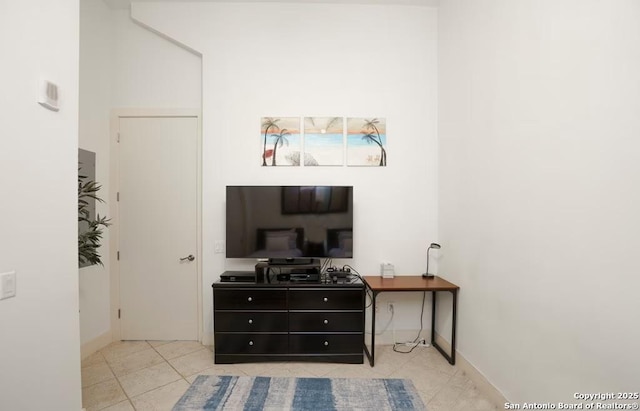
[215,312,288,332]
[215,333,288,354]
[289,289,363,310]
[289,334,362,354]
[289,312,362,332]
[214,288,286,310]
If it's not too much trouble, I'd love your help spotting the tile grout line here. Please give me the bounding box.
[80,351,116,391]
[120,341,158,410]
[425,366,460,408]
[81,350,132,410]
[148,340,195,389]
[86,341,497,410]
[104,340,192,410]
[111,341,213,409]
[99,342,154,411]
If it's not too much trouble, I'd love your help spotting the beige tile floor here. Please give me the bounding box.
[81,341,498,411]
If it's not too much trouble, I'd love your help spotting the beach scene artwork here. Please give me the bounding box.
[261,117,301,166]
[303,117,344,166]
[347,117,387,166]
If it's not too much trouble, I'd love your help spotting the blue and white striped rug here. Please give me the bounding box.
[173,375,426,411]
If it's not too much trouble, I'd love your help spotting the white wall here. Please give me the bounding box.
[112,9,202,108]
[79,0,115,350]
[439,0,640,403]
[131,2,438,343]
[77,5,201,352]
[0,1,82,410]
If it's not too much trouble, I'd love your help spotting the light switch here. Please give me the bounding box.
[214,241,225,254]
[0,271,17,300]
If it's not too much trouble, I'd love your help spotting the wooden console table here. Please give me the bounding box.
[363,275,459,366]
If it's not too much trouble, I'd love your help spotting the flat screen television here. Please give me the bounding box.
[226,185,353,259]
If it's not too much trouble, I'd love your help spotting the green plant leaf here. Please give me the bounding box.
[78,171,110,267]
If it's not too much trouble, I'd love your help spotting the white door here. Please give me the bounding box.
[118,116,199,340]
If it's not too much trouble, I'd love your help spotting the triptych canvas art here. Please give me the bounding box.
[261,117,387,167]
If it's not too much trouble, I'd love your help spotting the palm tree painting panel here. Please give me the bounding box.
[347,117,387,166]
[303,117,344,166]
[261,117,302,166]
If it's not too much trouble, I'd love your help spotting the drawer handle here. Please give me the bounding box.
[248,341,254,346]
[324,341,329,346]
[248,319,253,324]
[323,297,328,302]
[323,319,329,324]
[247,297,253,302]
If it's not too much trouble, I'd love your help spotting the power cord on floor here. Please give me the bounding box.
[392,291,429,354]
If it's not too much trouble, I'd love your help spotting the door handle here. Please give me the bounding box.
[180,254,195,262]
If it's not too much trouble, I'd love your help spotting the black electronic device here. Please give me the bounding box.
[255,262,268,282]
[327,267,351,278]
[226,186,353,260]
[290,273,320,282]
[276,273,290,281]
[259,258,322,283]
[220,271,255,282]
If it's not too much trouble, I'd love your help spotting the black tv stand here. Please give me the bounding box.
[212,273,364,364]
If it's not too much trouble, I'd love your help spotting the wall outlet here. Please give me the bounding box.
[214,241,225,254]
[387,302,394,313]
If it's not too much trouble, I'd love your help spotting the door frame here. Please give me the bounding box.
[109,108,202,342]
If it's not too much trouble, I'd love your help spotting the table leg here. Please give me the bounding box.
[451,289,457,365]
[371,292,376,365]
[363,290,377,366]
[431,291,436,345]
[431,290,456,365]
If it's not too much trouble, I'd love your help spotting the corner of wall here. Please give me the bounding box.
[81,330,113,360]
[435,334,507,408]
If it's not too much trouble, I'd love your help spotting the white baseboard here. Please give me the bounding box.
[202,332,214,347]
[368,323,507,408]
[82,329,211,357]
[433,333,507,408]
[80,330,112,360]
[368,326,507,408]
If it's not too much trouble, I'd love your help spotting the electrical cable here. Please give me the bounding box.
[363,307,394,336]
[341,265,373,307]
[363,288,373,309]
[268,266,279,283]
[342,264,358,276]
[320,258,332,274]
[320,258,333,282]
[392,291,427,354]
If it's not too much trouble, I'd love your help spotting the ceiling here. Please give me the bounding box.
[103,0,439,10]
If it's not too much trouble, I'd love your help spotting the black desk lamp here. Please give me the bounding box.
[422,243,441,278]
